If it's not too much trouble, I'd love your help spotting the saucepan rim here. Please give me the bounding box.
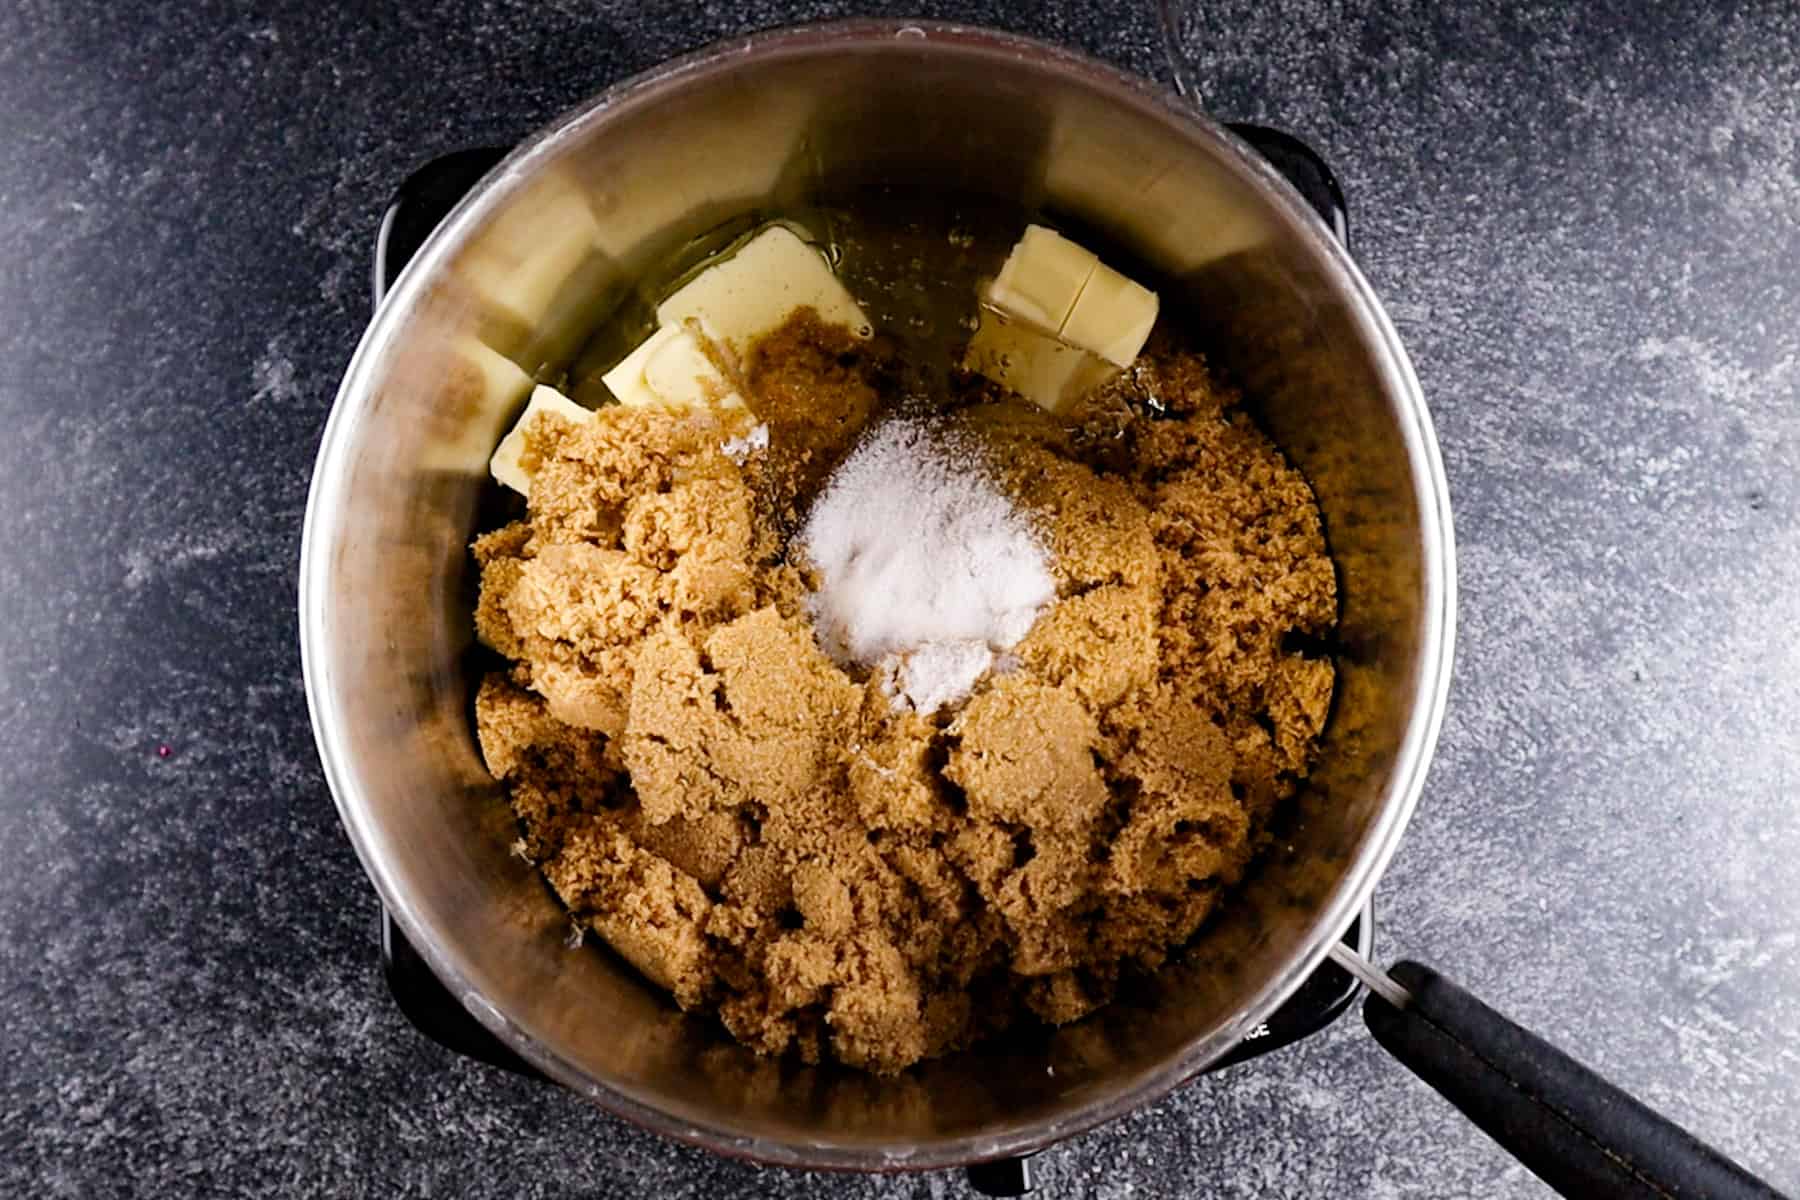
[299,18,1455,1170]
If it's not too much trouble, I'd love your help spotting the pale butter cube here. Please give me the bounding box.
[603,324,745,411]
[1061,262,1159,367]
[600,324,683,407]
[985,224,1098,334]
[963,308,1116,416]
[489,384,593,496]
[642,325,745,411]
[655,225,871,355]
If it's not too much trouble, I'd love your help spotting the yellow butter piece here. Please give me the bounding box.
[600,324,683,408]
[603,324,745,412]
[985,224,1098,335]
[963,308,1115,416]
[1061,261,1159,367]
[655,225,871,355]
[489,384,593,496]
[642,325,746,411]
[968,224,1160,406]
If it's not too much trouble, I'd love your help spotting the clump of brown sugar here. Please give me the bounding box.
[739,310,883,524]
[471,312,1336,1074]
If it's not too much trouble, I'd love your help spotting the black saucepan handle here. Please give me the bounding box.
[1365,962,1788,1199]
[1225,123,1348,248]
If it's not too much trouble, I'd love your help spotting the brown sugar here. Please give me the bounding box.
[740,309,883,523]
[470,312,1336,1074]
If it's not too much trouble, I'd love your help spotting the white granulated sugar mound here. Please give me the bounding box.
[800,418,1054,715]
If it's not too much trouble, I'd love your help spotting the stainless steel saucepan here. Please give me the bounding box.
[300,21,1782,1197]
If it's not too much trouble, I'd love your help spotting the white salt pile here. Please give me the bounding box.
[798,418,1054,715]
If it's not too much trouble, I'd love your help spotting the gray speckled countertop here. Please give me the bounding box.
[3,1,1797,1196]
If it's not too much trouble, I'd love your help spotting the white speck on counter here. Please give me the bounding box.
[250,338,300,404]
